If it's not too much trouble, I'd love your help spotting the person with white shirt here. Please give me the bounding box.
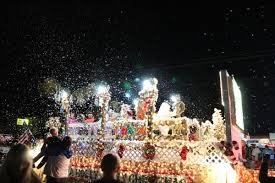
[252,144,261,160]
[44,136,73,183]
[251,144,261,169]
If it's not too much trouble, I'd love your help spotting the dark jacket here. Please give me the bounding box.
[259,162,275,183]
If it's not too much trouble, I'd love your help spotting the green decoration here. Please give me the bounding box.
[123,81,132,91]
[128,124,135,135]
[171,76,177,84]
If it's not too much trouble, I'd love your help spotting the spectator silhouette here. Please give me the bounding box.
[0,144,41,183]
[259,154,275,183]
[33,127,61,169]
[94,154,124,183]
[44,136,73,183]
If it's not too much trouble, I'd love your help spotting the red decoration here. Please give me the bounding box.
[85,117,94,123]
[121,127,128,136]
[143,142,156,160]
[180,146,189,160]
[127,110,133,117]
[117,144,125,158]
[68,118,76,124]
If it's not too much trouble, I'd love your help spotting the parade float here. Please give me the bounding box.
[35,72,275,183]
[63,77,240,183]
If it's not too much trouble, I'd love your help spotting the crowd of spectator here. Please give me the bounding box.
[0,128,124,183]
[243,143,275,170]
[1,128,275,183]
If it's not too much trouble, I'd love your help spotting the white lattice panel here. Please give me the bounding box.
[72,140,229,165]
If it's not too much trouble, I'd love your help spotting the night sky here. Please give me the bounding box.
[1,2,275,135]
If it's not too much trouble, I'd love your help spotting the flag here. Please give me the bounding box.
[18,129,33,144]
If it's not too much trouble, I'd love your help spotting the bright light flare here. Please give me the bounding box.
[135,78,140,82]
[143,79,151,89]
[125,92,131,98]
[170,95,177,103]
[97,85,107,94]
[133,98,139,106]
[219,71,225,106]
[61,90,68,100]
[232,78,244,130]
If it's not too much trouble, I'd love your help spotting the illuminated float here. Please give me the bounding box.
[39,71,275,182]
[67,76,239,183]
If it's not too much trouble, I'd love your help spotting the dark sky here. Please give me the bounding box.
[1,2,275,135]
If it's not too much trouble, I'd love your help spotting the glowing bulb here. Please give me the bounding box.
[170,95,177,102]
[133,98,139,107]
[61,90,68,100]
[135,78,140,82]
[125,92,131,98]
[97,85,107,94]
[143,79,151,89]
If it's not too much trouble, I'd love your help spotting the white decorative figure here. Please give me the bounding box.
[157,101,173,118]
[159,125,170,136]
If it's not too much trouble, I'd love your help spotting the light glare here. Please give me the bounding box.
[97,85,107,94]
[232,78,244,130]
[125,92,131,98]
[133,98,139,106]
[143,79,151,89]
[61,90,68,100]
[170,95,177,102]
